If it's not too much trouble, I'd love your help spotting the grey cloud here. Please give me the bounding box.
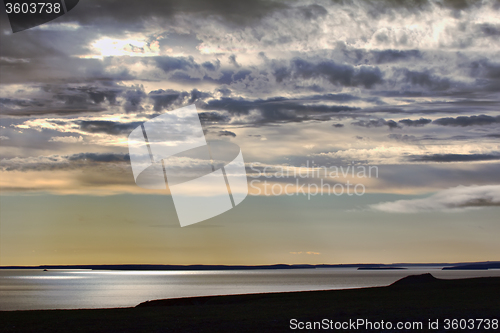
[274,58,384,88]
[297,4,328,19]
[0,152,130,172]
[433,114,500,126]
[476,23,500,36]
[78,87,119,105]
[233,70,252,82]
[388,134,418,142]
[376,162,500,191]
[155,56,199,73]
[60,0,288,28]
[148,89,211,111]
[123,87,147,112]
[79,121,143,135]
[67,153,130,163]
[53,86,123,107]
[351,119,400,129]
[372,49,422,64]
[198,111,230,124]
[228,54,240,68]
[218,130,236,137]
[215,87,232,97]
[371,185,500,213]
[332,123,344,128]
[469,59,500,80]
[402,69,451,91]
[201,60,221,71]
[398,118,432,127]
[0,83,142,116]
[201,95,359,125]
[408,153,500,162]
[0,97,45,108]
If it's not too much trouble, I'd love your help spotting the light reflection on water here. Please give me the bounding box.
[1,269,499,311]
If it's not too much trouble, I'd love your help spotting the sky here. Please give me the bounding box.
[0,0,499,266]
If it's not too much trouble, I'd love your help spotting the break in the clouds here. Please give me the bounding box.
[1,0,500,195]
[371,185,500,213]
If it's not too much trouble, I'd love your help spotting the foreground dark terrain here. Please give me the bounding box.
[1,274,499,332]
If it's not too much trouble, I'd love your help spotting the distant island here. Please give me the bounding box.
[1,261,498,271]
[442,261,500,270]
[357,266,406,270]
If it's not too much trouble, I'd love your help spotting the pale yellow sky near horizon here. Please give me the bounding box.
[1,193,499,266]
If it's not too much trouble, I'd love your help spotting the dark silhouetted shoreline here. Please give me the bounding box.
[1,261,499,271]
[1,274,498,333]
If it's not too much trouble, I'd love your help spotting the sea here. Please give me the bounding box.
[1,268,499,311]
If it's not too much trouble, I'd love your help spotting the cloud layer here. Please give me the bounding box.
[371,185,500,213]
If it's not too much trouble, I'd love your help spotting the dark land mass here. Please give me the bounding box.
[357,266,406,270]
[1,274,499,333]
[1,261,499,271]
[442,261,500,270]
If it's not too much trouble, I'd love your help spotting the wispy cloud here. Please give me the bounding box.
[371,185,500,213]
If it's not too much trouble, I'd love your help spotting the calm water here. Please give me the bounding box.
[1,268,499,311]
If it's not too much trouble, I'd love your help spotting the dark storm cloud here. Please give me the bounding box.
[198,112,230,124]
[78,121,143,135]
[148,89,211,111]
[402,69,451,91]
[149,89,184,111]
[408,153,500,162]
[351,118,400,129]
[53,86,122,106]
[0,97,45,108]
[78,87,119,105]
[0,152,130,172]
[162,64,237,85]
[273,58,384,88]
[218,130,236,137]
[398,118,432,127]
[57,0,289,28]
[476,23,500,36]
[374,50,422,64]
[67,152,130,163]
[123,87,147,112]
[388,134,418,142]
[201,60,220,71]
[200,95,359,125]
[359,0,491,15]
[155,56,199,73]
[228,54,241,68]
[202,96,359,114]
[433,114,500,126]
[297,4,328,18]
[1,84,150,116]
[232,70,252,82]
[469,59,500,80]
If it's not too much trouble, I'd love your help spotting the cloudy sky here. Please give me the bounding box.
[1,0,499,266]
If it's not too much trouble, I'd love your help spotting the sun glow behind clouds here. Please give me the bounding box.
[81,38,160,59]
